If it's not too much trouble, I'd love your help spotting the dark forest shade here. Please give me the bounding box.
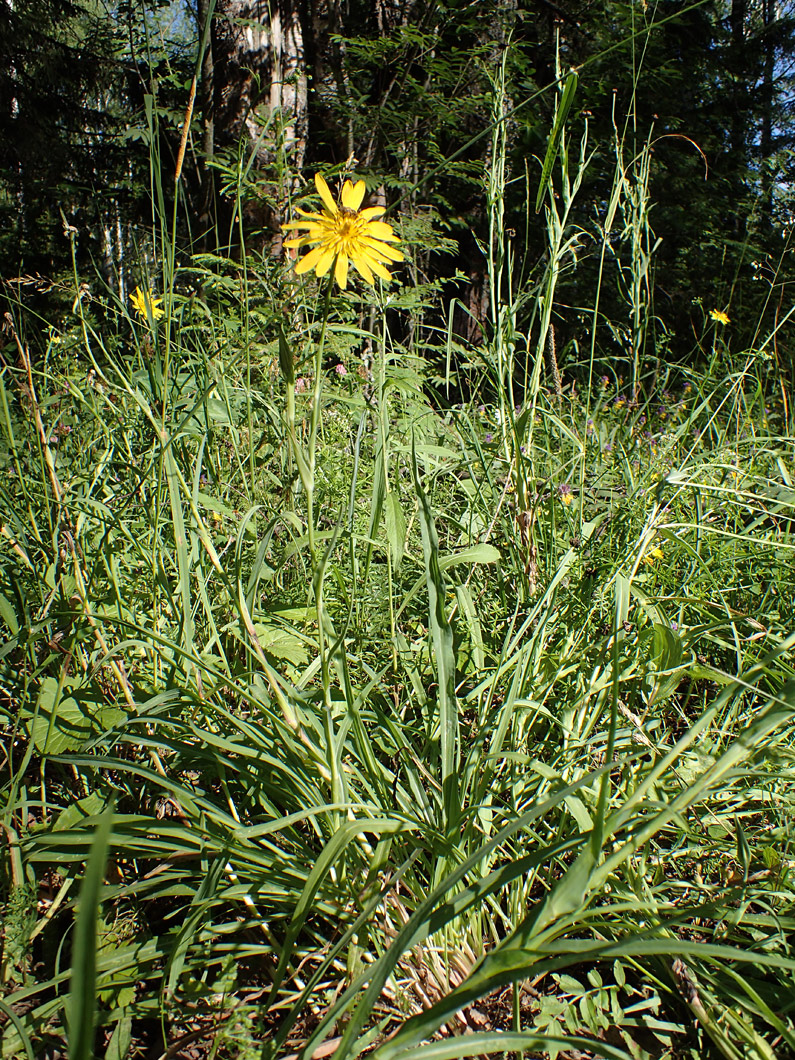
[1,0,794,363]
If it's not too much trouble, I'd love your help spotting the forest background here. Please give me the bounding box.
[4,0,795,351]
[3,0,795,1059]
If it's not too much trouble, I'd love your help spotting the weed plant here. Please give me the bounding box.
[1,50,795,1060]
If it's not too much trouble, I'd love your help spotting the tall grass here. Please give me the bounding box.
[1,45,795,1060]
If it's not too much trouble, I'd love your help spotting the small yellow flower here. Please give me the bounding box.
[130,286,164,321]
[642,546,664,566]
[709,308,730,325]
[282,173,404,290]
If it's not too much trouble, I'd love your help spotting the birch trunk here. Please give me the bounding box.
[212,0,307,171]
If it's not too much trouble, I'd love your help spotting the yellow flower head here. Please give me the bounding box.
[709,308,730,326]
[282,173,404,290]
[130,286,164,321]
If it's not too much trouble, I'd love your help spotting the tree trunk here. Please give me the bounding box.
[211,0,308,250]
[197,0,217,248]
[212,0,307,169]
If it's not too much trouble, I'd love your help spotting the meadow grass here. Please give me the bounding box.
[1,73,795,1060]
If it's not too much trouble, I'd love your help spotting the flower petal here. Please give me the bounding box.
[295,245,327,275]
[314,173,338,216]
[314,246,336,277]
[364,221,399,241]
[369,260,393,282]
[341,179,366,212]
[355,250,392,282]
[362,239,404,262]
[350,254,375,284]
[335,253,349,289]
[359,206,385,220]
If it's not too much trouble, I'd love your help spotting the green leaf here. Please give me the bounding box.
[378,1031,631,1060]
[736,820,751,882]
[313,777,608,1060]
[31,679,92,754]
[651,623,683,672]
[535,70,578,213]
[68,804,114,1060]
[412,438,459,834]
[164,442,193,654]
[455,584,485,673]
[278,327,294,384]
[384,493,407,568]
[165,859,225,1000]
[439,544,501,570]
[55,794,107,832]
[95,707,128,733]
[253,623,309,666]
[104,1015,132,1060]
[0,593,19,635]
[0,999,35,1060]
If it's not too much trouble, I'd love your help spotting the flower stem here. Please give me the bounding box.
[299,274,341,805]
[306,274,334,565]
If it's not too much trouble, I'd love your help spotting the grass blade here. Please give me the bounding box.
[67,803,114,1060]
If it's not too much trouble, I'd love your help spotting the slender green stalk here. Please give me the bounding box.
[284,274,340,807]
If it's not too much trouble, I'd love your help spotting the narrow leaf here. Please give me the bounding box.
[384,492,407,568]
[379,1030,630,1060]
[68,803,114,1060]
[412,438,459,834]
[535,70,578,213]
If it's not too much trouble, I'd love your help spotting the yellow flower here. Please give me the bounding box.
[709,308,730,325]
[130,286,164,321]
[642,546,664,566]
[282,173,404,290]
